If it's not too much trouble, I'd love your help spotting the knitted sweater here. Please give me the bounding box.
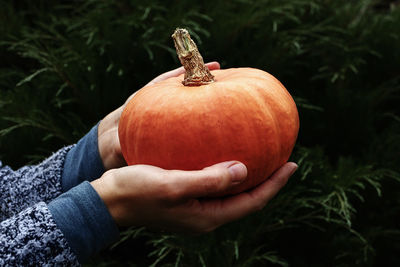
[0,125,119,266]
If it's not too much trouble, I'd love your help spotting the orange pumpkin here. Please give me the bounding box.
[118,29,299,195]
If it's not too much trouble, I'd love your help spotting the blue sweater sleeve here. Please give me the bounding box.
[48,181,120,262]
[62,123,105,191]
[0,146,80,265]
[0,122,119,264]
[50,122,120,262]
[0,202,79,266]
[0,146,72,219]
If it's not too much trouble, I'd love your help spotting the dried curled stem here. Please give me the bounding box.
[172,28,214,86]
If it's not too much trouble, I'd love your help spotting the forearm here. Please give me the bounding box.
[0,122,110,220]
[0,146,72,219]
[0,181,119,265]
[48,181,119,262]
[0,202,79,266]
[62,123,105,191]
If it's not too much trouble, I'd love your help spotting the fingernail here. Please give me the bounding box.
[228,163,247,183]
[289,163,298,176]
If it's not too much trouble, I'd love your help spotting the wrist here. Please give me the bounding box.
[98,107,122,137]
[62,124,105,191]
[91,170,124,226]
[98,107,126,170]
[48,181,120,262]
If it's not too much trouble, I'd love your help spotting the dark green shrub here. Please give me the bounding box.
[1,0,399,266]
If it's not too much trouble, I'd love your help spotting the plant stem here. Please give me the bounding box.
[172,28,214,86]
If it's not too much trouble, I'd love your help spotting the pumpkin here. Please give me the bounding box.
[118,29,299,195]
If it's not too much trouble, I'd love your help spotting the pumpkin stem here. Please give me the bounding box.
[172,28,215,86]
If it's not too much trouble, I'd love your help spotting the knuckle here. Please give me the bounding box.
[195,207,221,233]
[104,168,118,178]
[159,183,181,202]
[105,169,123,187]
[157,172,182,202]
[248,192,267,212]
[254,198,267,212]
[195,220,218,234]
[202,225,217,233]
[202,174,220,192]
[166,188,182,202]
[205,221,220,233]
[202,169,229,192]
[270,176,289,189]
[255,202,265,212]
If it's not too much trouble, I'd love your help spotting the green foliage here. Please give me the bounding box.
[1,0,399,266]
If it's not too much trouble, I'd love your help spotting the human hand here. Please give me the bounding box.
[97,62,221,170]
[91,161,297,232]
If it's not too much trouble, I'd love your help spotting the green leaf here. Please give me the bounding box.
[16,68,48,87]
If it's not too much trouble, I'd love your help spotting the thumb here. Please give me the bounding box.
[205,61,221,71]
[168,161,247,199]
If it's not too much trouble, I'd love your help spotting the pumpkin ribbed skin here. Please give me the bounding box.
[119,67,299,195]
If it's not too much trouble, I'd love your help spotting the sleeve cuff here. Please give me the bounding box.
[62,123,105,191]
[48,181,120,263]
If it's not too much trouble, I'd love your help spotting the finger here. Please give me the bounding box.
[124,91,138,106]
[200,162,298,226]
[146,61,221,86]
[166,161,247,200]
[125,62,221,105]
[147,67,185,85]
[205,61,221,71]
[248,162,298,203]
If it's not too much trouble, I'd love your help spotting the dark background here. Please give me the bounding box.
[1,0,399,266]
